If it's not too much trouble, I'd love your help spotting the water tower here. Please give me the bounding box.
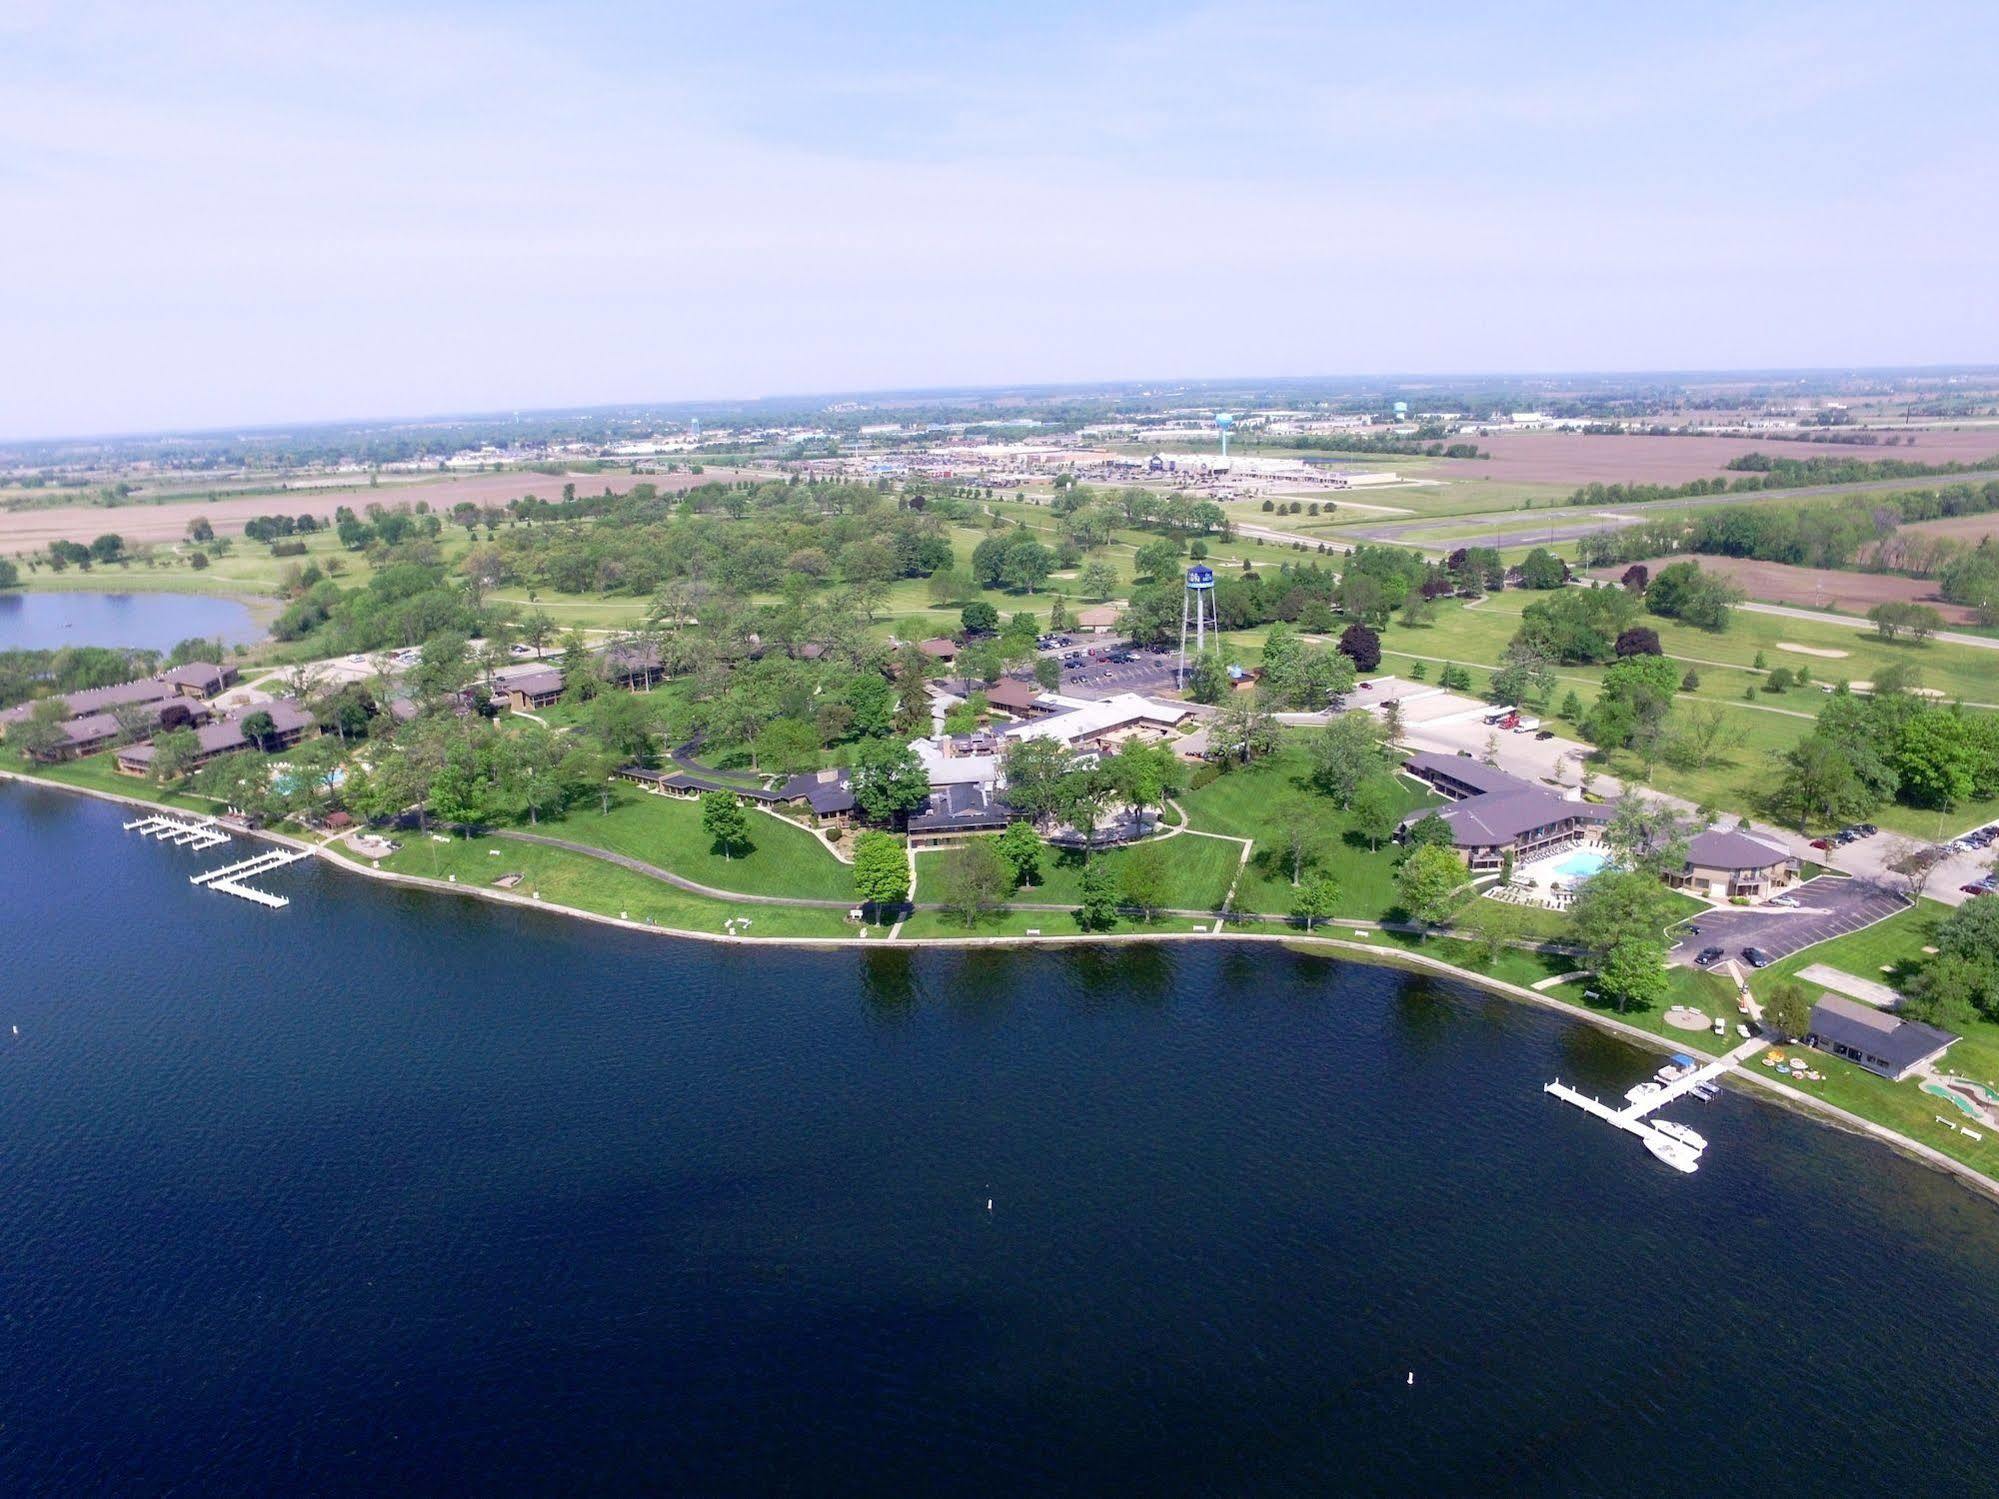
[1214,411,1234,461]
[1179,564,1217,684]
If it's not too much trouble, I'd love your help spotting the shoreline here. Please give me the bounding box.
[7,766,1996,1208]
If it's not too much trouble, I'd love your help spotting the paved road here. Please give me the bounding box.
[1327,468,1999,553]
[1736,600,1999,653]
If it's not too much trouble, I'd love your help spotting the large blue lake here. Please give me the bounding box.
[0,590,265,652]
[4,782,1998,1494]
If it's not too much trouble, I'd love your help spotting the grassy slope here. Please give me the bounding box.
[1176,742,1439,918]
[531,788,855,901]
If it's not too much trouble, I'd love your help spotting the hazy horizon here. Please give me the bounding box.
[5,0,1995,438]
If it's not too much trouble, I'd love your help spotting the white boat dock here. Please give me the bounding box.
[1544,1037,1767,1171]
[191,847,311,908]
[123,814,230,851]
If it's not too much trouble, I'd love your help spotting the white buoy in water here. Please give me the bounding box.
[986,1199,993,1212]
[1407,1372,1414,1386]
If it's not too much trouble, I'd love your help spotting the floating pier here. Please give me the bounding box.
[1544,1038,1767,1172]
[122,814,230,851]
[192,847,310,908]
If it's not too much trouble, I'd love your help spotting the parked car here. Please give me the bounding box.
[1534,730,1555,741]
[1695,947,1725,967]
[1809,838,1830,850]
[1742,947,1774,968]
[1963,884,1990,896]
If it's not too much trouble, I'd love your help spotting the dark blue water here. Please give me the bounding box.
[4,783,1998,1494]
[0,590,264,652]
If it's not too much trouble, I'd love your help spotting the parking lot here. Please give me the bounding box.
[1059,647,1184,700]
[1669,875,1909,970]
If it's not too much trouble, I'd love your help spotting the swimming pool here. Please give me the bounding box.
[1527,848,1610,883]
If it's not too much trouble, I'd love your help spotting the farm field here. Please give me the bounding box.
[1879,510,1999,547]
[0,466,755,555]
[1413,429,1999,487]
[1585,555,1980,625]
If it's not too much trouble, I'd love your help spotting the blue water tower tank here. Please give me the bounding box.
[1186,565,1216,590]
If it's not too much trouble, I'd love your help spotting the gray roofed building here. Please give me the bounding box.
[1805,994,1958,1081]
[1400,752,1608,870]
[114,698,316,776]
[907,781,1021,842]
[159,661,236,698]
[778,766,856,817]
[0,675,179,728]
[1402,751,1539,801]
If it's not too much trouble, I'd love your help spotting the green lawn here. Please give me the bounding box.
[1176,741,1440,918]
[914,829,1244,919]
[333,830,856,939]
[1,747,222,813]
[534,787,855,901]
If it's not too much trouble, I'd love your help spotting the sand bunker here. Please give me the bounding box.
[1777,642,1849,659]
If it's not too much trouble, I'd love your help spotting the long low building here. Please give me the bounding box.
[1002,692,1192,755]
[1405,751,1802,895]
[1805,994,1957,1081]
[114,698,316,777]
[0,660,236,734]
[1402,752,1610,872]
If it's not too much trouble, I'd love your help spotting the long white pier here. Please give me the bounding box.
[1544,1038,1767,1169]
[192,847,311,908]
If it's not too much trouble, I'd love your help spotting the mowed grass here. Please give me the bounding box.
[913,830,1244,920]
[1366,594,1999,836]
[1176,740,1440,918]
[534,788,854,901]
[1,746,222,813]
[336,829,855,939]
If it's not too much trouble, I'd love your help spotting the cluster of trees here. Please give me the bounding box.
[41,534,127,570]
[271,558,486,651]
[1000,735,1183,847]
[1937,539,1999,624]
[1641,560,1743,630]
[1512,585,1641,664]
[1866,601,1945,643]
[242,513,324,544]
[1901,897,1999,1030]
[1770,686,1999,825]
[1563,454,1994,511]
[1577,480,1999,582]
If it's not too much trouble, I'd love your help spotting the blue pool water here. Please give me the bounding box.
[1537,848,1611,882]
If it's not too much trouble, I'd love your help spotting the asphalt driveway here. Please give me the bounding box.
[1669,875,1908,969]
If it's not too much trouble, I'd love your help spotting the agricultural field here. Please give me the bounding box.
[1414,429,1999,487]
[1585,555,1979,626]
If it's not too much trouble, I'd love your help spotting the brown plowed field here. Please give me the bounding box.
[0,466,756,553]
[1424,429,1999,487]
[1887,511,1999,546]
[1587,554,1981,624]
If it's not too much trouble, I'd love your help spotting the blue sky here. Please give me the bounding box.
[2,0,1995,437]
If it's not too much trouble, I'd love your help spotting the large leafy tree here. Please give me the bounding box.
[700,790,753,861]
[1310,712,1386,808]
[850,737,930,825]
[1396,845,1465,926]
[850,830,909,914]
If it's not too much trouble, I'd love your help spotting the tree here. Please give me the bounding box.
[1516,548,1569,589]
[1186,650,1229,704]
[1079,560,1118,600]
[1557,689,1584,722]
[1397,844,1465,926]
[1762,981,1815,1041]
[10,699,74,761]
[1881,836,1948,902]
[757,717,822,777]
[1336,622,1381,672]
[1406,811,1455,849]
[1893,709,1977,808]
[1076,860,1120,931]
[1118,841,1170,919]
[0,556,19,589]
[1614,627,1662,658]
[1001,737,1074,825]
[938,840,1013,926]
[1457,896,1529,967]
[1567,867,1677,1000]
[995,820,1044,887]
[1134,538,1181,581]
[1211,694,1280,765]
[1770,730,1873,832]
[1597,936,1669,1014]
[961,599,999,634]
[1668,701,1731,772]
[1291,872,1339,931]
[1033,656,1062,691]
[1488,641,1556,708]
[701,790,752,861]
[1513,586,1638,664]
[1309,713,1386,807]
[584,691,662,765]
[850,737,931,825]
[851,829,909,915]
[145,726,201,784]
[1349,774,1402,851]
[238,709,277,751]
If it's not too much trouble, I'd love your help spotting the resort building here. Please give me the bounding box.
[1804,995,1958,1081]
[906,781,1023,849]
[1668,828,1799,901]
[489,666,566,711]
[1,662,236,760]
[113,698,318,778]
[983,678,1056,718]
[1401,752,1610,873]
[1001,692,1191,756]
